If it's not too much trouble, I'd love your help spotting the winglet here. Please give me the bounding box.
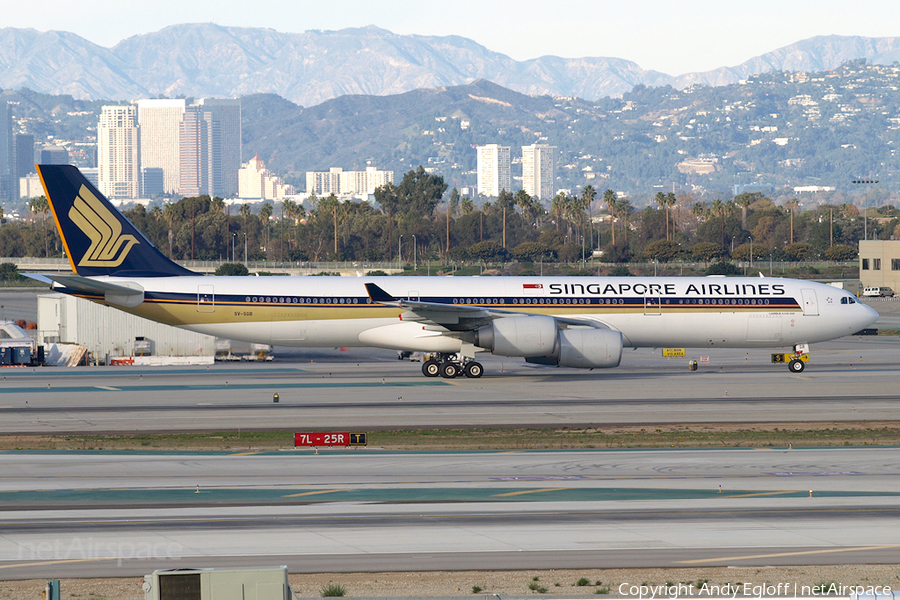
[365,283,398,304]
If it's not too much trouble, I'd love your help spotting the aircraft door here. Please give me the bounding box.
[801,288,819,316]
[644,296,661,315]
[197,284,215,313]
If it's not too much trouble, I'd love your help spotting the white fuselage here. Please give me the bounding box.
[60,275,878,355]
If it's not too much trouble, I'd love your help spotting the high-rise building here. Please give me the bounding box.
[136,99,185,194]
[305,167,394,196]
[476,144,511,197]
[193,99,241,197]
[98,105,140,199]
[14,134,35,178]
[40,145,69,165]
[521,144,556,200]
[141,167,164,197]
[179,106,222,198]
[0,103,14,204]
[238,156,295,199]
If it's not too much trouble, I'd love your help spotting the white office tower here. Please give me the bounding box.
[98,105,140,199]
[238,156,295,199]
[521,144,556,200]
[476,144,511,197]
[136,99,185,194]
[193,98,241,197]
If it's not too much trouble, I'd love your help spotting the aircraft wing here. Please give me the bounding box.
[24,273,145,308]
[365,283,605,331]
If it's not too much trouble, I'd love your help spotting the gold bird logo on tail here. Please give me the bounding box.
[68,185,139,267]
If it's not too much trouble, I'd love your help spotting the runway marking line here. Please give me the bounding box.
[0,558,118,569]
[229,451,262,456]
[677,544,900,564]
[94,386,121,391]
[723,491,800,498]
[283,489,353,497]
[492,487,568,497]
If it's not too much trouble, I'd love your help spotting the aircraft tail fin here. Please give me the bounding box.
[37,164,195,277]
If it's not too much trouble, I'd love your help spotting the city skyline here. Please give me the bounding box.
[7,1,900,76]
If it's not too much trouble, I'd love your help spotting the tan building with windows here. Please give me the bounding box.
[859,240,900,291]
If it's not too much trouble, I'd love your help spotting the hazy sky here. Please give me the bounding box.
[10,0,900,75]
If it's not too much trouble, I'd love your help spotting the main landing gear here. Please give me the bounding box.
[422,353,483,379]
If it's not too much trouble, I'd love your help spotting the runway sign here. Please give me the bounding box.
[294,432,367,446]
[662,348,686,357]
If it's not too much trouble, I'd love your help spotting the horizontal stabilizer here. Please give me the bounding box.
[24,273,145,308]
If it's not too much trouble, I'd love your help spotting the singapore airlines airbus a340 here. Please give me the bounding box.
[31,165,877,377]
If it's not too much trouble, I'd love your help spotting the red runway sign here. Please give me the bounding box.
[294,432,367,446]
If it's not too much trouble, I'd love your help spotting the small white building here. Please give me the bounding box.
[37,293,215,363]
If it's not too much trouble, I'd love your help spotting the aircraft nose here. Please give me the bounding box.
[860,303,879,329]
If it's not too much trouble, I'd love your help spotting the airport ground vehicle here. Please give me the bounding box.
[863,286,894,297]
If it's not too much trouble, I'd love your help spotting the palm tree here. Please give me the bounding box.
[655,192,667,239]
[735,194,753,230]
[581,185,597,249]
[666,192,677,240]
[710,199,734,250]
[616,199,634,244]
[551,192,569,233]
[497,190,513,248]
[603,189,617,246]
[28,196,50,257]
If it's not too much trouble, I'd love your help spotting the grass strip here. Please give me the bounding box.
[1,422,899,451]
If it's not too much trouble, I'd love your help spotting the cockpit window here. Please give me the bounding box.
[840,296,858,305]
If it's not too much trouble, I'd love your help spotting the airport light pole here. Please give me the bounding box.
[852,178,878,240]
[398,235,403,270]
[412,234,417,271]
[232,234,236,262]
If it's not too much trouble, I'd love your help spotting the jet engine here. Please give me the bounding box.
[474,316,557,357]
[474,317,623,369]
[552,328,623,368]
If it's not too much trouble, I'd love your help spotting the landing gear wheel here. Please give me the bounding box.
[788,358,805,373]
[422,360,440,377]
[464,361,484,378]
[440,362,460,379]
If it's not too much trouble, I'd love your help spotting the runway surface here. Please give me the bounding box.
[1,447,899,579]
[0,293,898,580]
[0,335,899,433]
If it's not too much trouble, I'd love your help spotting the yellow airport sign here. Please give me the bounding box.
[662,348,686,357]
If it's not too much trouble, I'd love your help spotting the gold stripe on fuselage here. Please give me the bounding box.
[71,294,800,327]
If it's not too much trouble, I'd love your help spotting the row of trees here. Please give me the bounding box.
[5,168,892,265]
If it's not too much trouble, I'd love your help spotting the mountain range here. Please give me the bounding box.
[2,24,900,105]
